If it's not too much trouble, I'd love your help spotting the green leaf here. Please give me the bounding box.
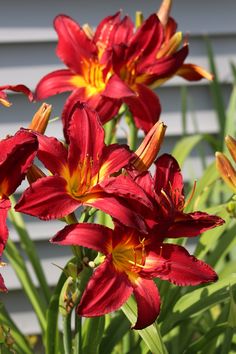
[185,161,219,212]
[122,297,168,354]
[184,322,228,354]
[4,240,46,334]
[0,303,33,354]
[45,269,67,354]
[99,312,130,354]
[161,274,236,336]
[9,197,51,304]
[206,220,236,267]
[82,316,105,354]
[171,134,203,168]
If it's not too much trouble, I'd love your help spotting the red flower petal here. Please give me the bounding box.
[62,89,120,141]
[103,74,136,99]
[101,175,152,210]
[132,278,161,329]
[111,15,134,46]
[176,63,213,81]
[147,244,218,286]
[35,69,77,100]
[87,194,147,233]
[77,258,133,316]
[154,154,184,199]
[0,84,33,102]
[166,211,224,238]
[0,198,11,254]
[36,134,68,175]
[94,12,122,48]
[0,273,7,292]
[124,84,161,133]
[127,14,164,66]
[54,15,97,73]
[141,45,188,78]
[99,144,133,178]
[15,176,79,220]
[67,104,104,171]
[51,223,113,254]
[0,130,38,196]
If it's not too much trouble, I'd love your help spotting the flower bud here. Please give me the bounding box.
[225,135,236,163]
[215,152,236,193]
[28,103,52,134]
[157,0,172,26]
[82,23,94,39]
[27,164,46,185]
[0,96,11,107]
[134,121,167,172]
[135,11,144,28]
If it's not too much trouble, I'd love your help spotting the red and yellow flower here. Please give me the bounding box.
[0,84,33,107]
[15,104,151,231]
[216,135,236,193]
[130,154,224,237]
[51,222,218,329]
[35,12,135,132]
[0,130,38,291]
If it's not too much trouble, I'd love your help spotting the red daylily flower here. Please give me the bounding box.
[109,12,212,133]
[51,222,217,329]
[0,84,33,107]
[0,130,38,253]
[15,104,150,231]
[0,130,38,291]
[35,12,136,133]
[0,275,7,292]
[129,154,224,237]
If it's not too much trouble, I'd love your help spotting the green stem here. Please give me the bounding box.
[73,316,82,354]
[82,316,105,354]
[104,119,117,145]
[9,196,51,304]
[4,239,47,335]
[122,297,167,354]
[125,112,138,151]
[104,106,127,145]
[45,264,69,354]
[63,314,72,354]
[0,303,33,354]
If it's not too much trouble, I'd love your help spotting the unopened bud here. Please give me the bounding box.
[27,164,46,185]
[0,97,11,107]
[82,24,94,39]
[157,0,172,26]
[134,121,167,172]
[59,276,80,316]
[225,135,236,163]
[135,11,144,28]
[216,152,236,193]
[28,103,52,134]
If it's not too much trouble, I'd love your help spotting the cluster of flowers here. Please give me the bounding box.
[0,0,224,329]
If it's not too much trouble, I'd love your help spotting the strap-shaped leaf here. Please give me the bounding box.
[171,134,203,168]
[99,312,130,354]
[0,303,33,354]
[161,274,236,335]
[122,297,168,354]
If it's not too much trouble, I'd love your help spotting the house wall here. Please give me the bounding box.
[0,0,235,334]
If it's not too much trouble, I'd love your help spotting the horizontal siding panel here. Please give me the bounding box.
[2,242,71,289]
[1,0,236,37]
[0,82,228,141]
[0,0,234,336]
[1,35,236,86]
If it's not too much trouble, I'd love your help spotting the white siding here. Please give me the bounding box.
[0,0,235,334]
